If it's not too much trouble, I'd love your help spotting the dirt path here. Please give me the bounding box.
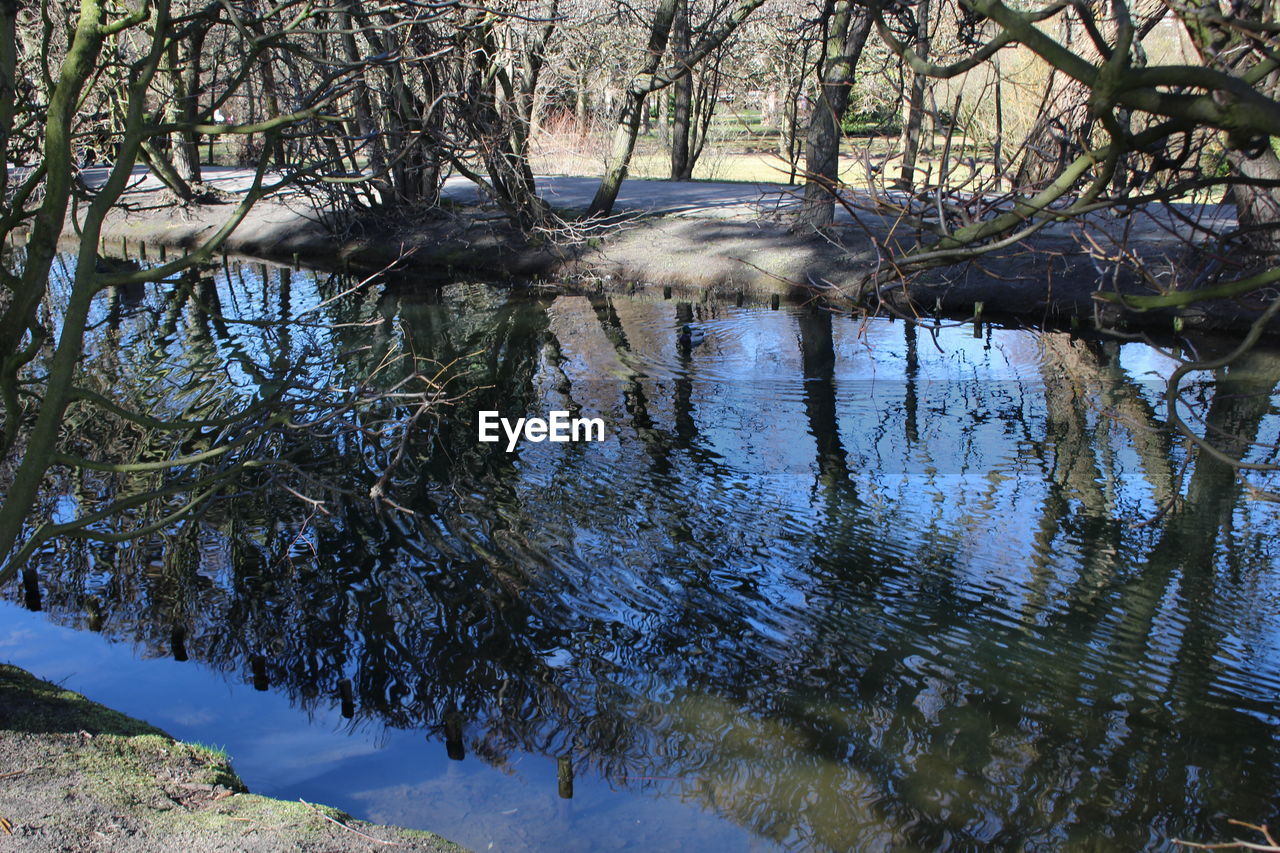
[0,664,463,852]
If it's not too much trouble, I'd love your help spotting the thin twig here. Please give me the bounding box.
[0,767,40,780]
[299,799,403,847]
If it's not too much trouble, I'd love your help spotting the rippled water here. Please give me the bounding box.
[7,257,1280,851]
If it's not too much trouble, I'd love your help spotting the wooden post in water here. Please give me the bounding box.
[444,713,465,761]
[735,292,744,307]
[338,678,354,718]
[557,756,574,799]
[251,655,269,691]
[770,293,780,310]
[159,244,167,262]
[138,242,147,261]
[973,301,984,338]
[170,627,188,662]
[21,568,40,611]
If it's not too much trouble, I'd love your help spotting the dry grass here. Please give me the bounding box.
[530,121,999,192]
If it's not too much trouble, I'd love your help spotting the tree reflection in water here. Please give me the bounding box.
[8,256,1280,850]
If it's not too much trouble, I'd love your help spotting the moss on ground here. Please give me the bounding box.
[0,664,464,852]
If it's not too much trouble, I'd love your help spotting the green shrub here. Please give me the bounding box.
[842,104,900,136]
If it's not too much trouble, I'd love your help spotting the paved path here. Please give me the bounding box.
[73,164,1237,243]
[75,165,801,218]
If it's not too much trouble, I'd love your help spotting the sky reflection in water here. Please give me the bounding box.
[6,258,1280,851]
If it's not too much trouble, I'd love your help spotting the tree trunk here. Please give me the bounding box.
[686,57,721,173]
[896,0,931,189]
[139,138,197,202]
[249,18,287,166]
[1182,0,1280,254]
[670,0,693,180]
[507,0,557,200]
[338,1,389,202]
[0,0,114,532]
[588,0,767,216]
[795,0,872,229]
[656,87,670,146]
[1228,148,1280,254]
[575,74,589,130]
[168,18,208,184]
[590,92,650,216]
[778,41,811,185]
[462,8,552,227]
[588,0,680,216]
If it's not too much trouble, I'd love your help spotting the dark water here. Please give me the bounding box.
[7,257,1280,851]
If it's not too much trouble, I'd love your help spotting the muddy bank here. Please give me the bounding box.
[0,664,463,852]
[61,176,1273,335]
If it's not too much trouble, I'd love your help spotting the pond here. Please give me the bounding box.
[5,255,1280,851]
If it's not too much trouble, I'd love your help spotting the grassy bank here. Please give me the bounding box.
[0,664,463,852]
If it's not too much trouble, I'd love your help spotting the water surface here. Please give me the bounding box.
[7,258,1280,851]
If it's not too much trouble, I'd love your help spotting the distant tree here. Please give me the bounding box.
[587,0,769,216]
[894,0,933,189]
[668,0,731,181]
[795,0,874,229]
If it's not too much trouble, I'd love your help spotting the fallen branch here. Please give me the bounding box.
[1176,819,1280,851]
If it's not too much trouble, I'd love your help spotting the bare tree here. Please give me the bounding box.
[795,0,873,229]
[587,0,769,216]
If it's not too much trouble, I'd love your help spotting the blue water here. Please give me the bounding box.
[6,258,1280,850]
